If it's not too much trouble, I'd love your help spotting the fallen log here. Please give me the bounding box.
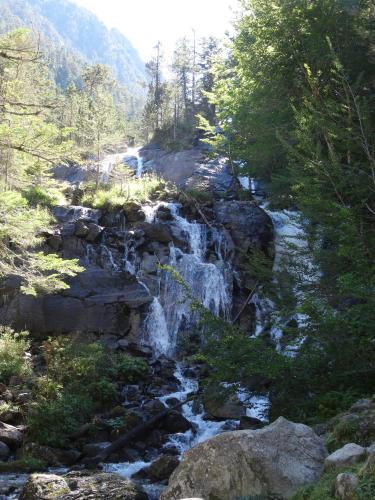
[85,395,195,466]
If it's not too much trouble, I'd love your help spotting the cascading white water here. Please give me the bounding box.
[239,176,319,353]
[142,202,231,356]
[125,147,144,178]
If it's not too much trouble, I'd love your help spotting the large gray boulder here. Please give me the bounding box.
[161,417,327,500]
[325,443,367,470]
[0,421,22,449]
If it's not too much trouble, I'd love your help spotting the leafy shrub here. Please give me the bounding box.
[89,379,118,407]
[184,189,214,204]
[115,354,148,382]
[27,338,149,447]
[0,327,31,384]
[27,393,93,448]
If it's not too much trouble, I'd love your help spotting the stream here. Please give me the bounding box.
[0,151,314,499]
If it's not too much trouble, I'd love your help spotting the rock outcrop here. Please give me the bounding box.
[161,417,327,500]
[140,145,239,197]
[20,471,147,500]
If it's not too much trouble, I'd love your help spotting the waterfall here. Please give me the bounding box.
[142,202,232,357]
[238,176,319,353]
[125,147,144,178]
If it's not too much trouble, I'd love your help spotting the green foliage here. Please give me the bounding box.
[81,174,173,209]
[205,0,375,423]
[0,327,31,384]
[184,188,214,205]
[291,463,375,500]
[28,392,93,448]
[0,455,46,473]
[27,337,148,447]
[23,185,65,208]
[115,355,148,382]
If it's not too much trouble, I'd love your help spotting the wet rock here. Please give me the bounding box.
[204,393,246,420]
[83,442,111,458]
[74,220,89,238]
[16,390,33,404]
[214,201,273,255]
[325,443,367,470]
[335,473,359,499]
[165,398,181,408]
[350,399,373,413]
[123,202,146,223]
[140,253,158,274]
[143,399,166,415]
[162,411,193,434]
[238,416,265,430]
[25,443,80,466]
[145,429,165,448]
[0,421,22,449]
[53,206,102,224]
[161,417,327,500]
[46,233,62,251]
[60,223,76,238]
[147,454,180,481]
[20,474,70,499]
[136,222,173,244]
[7,268,152,336]
[156,205,173,221]
[0,440,10,459]
[20,471,147,500]
[0,404,22,424]
[86,222,104,242]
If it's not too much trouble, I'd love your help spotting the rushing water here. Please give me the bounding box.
[103,200,270,494]
[141,202,231,356]
[239,175,318,354]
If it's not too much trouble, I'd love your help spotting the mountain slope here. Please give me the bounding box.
[0,0,146,95]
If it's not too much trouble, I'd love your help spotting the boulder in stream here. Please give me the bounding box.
[161,417,327,500]
[20,471,148,500]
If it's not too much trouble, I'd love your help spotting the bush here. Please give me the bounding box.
[114,354,148,382]
[0,327,31,384]
[27,393,93,448]
[26,338,149,447]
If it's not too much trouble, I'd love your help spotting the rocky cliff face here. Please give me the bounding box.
[0,194,273,349]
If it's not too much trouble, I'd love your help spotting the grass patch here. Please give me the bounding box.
[291,463,375,500]
[81,173,175,210]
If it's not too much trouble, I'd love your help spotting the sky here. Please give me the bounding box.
[73,0,238,61]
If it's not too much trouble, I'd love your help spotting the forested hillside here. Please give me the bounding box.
[202,0,375,421]
[0,0,146,100]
